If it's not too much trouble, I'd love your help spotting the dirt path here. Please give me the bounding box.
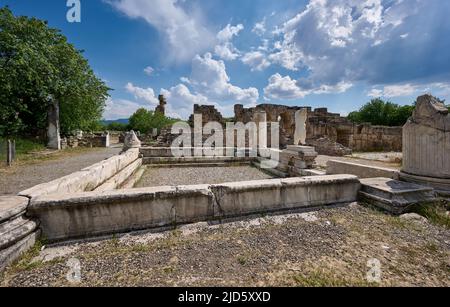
[0,147,122,195]
[1,204,448,287]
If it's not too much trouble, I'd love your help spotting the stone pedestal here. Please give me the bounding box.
[400,95,450,192]
[278,145,318,176]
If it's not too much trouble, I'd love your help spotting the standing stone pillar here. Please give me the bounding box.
[294,108,308,145]
[103,132,110,148]
[47,99,61,150]
[253,111,267,152]
[400,94,450,192]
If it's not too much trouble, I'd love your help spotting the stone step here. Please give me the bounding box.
[359,177,438,214]
[143,156,253,165]
[359,191,405,215]
[0,196,29,223]
[360,178,434,199]
[0,230,40,272]
[147,162,251,168]
[0,215,38,250]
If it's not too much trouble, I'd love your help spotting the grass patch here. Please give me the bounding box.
[410,202,450,229]
[5,238,53,273]
[0,137,45,162]
[291,271,373,287]
[0,144,103,170]
[237,255,248,265]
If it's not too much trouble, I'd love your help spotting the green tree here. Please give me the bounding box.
[0,7,109,136]
[129,108,153,133]
[128,108,178,133]
[107,122,128,131]
[347,98,414,126]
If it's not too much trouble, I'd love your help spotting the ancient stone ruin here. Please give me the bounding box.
[188,104,226,127]
[2,94,448,274]
[61,131,112,149]
[123,130,142,150]
[401,94,450,192]
[47,99,61,150]
[171,102,404,155]
[155,95,167,115]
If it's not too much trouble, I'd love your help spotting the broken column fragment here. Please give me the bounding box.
[400,94,450,192]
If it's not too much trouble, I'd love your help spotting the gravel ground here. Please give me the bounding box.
[1,204,449,287]
[0,147,122,195]
[135,166,274,188]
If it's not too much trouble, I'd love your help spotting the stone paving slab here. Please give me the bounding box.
[0,196,29,223]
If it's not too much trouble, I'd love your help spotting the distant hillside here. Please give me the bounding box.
[102,118,129,125]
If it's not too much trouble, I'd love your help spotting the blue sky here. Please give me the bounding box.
[3,0,450,120]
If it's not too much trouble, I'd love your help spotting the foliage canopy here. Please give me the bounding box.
[128,108,178,134]
[347,98,415,126]
[0,7,109,136]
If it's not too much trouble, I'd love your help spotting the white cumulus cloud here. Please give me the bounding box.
[104,98,148,120]
[214,24,244,61]
[108,0,215,63]
[264,74,308,100]
[241,51,271,71]
[188,53,259,103]
[143,66,154,76]
[217,23,244,42]
[264,73,353,100]
[265,0,449,92]
[252,18,266,36]
[125,82,160,105]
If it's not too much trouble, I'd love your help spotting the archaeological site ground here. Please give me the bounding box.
[0,94,449,288]
[1,1,450,292]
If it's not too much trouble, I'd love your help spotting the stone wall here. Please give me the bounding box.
[61,132,111,149]
[28,175,360,242]
[155,103,403,154]
[306,137,353,156]
[188,104,225,127]
[19,148,141,199]
[349,125,402,152]
[326,160,400,180]
[236,104,403,153]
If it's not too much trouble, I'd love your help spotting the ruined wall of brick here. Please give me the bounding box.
[188,105,225,127]
[156,103,403,153]
[236,104,403,153]
[156,128,255,148]
[349,125,402,152]
[61,132,112,149]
